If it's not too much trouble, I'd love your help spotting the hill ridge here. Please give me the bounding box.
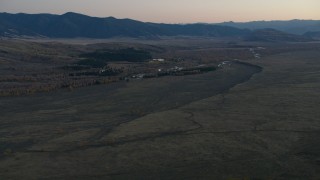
[0,12,316,41]
[0,12,250,38]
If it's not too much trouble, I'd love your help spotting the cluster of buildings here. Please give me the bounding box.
[249,47,265,59]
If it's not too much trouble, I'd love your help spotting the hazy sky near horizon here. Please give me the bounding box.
[0,0,319,23]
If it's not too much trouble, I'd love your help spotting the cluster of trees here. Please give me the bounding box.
[0,60,128,96]
[0,76,38,82]
[76,59,108,68]
[183,66,217,72]
[79,48,152,63]
[68,66,123,77]
[99,67,123,76]
[143,66,217,79]
[0,74,122,96]
[170,48,254,64]
[0,84,60,96]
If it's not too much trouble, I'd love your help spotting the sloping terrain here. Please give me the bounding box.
[304,31,320,40]
[0,60,261,179]
[0,42,320,179]
[246,29,313,42]
[0,12,250,38]
[218,20,320,35]
[2,12,317,42]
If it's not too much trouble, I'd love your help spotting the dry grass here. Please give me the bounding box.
[0,39,320,179]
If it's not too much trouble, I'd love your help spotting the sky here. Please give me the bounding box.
[0,0,319,23]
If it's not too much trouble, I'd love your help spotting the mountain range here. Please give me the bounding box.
[0,12,318,41]
[218,20,320,35]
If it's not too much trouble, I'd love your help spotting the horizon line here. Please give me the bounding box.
[1,11,319,24]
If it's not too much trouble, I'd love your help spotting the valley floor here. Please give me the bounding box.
[1,48,320,179]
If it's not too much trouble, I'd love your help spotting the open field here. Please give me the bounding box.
[0,38,320,179]
[0,38,256,96]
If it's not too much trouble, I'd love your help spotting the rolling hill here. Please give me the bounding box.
[246,28,314,42]
[218,20,320,35]
[304,31,320,40]
[0,12,251,38]
[0,12,317,42]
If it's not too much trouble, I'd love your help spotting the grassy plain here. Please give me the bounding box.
[0,38,320,179]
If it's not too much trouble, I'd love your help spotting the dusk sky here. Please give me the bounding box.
[0,0,319,23]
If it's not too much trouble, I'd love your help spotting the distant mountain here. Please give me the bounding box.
[246,29,313,42]
[304,31,320,40]
[0,12,250,38]
[218,20,320,35]
[0,12,317,42]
